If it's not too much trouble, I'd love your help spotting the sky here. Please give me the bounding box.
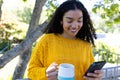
[2,0,97,12]
[2,0,35,12]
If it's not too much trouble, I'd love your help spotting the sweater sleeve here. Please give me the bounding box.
[27,35,48,80]
[89,45,95,63]
[84,44,95,73]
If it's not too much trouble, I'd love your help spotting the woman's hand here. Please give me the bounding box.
[83,70,103,80]
[46,62,58,80]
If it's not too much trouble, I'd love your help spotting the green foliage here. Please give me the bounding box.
[0,0,3,3]
[93,42,119,63]
[22,0,27,2]
[0,41,8,50]
[92,0,120,26]
[16,6,32,24]
[0,23,23,53]
[45,0,59,21]
[114,15,120,24]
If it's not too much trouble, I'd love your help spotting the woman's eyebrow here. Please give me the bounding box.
[77,16,83,20]
[65,17,73,20]
[65,16,83,20]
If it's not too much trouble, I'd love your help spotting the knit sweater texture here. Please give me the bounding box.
[27,33,95,80]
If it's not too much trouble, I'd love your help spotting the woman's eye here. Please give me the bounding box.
[67,21,72,23]
[78,21,82,23]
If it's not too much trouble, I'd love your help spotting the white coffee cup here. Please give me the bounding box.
[58,63,74,80]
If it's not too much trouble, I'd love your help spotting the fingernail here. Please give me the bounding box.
[83,76,86,78]
[87,73,91,76]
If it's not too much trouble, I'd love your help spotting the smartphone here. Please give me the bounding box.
[84,61,106,77]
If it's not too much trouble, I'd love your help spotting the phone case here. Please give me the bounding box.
[84,61,106,77]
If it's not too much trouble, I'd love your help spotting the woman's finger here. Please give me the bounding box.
[84,76,99,80]
[46,71,58,78]
[50,62,58,66]
[48,76,58,80]
[46,62,58,73]
[46,62,58,80]
[94,70,103,77]
[46,66,57,73]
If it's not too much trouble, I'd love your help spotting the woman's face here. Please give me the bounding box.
[62,9,83,39]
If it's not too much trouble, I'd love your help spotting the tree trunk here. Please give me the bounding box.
[12,0,47,79]
[0,21,48,68]
[0,0,3,20]
[12,49,31,80]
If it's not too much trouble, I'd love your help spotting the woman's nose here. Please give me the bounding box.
[72,22,78,28]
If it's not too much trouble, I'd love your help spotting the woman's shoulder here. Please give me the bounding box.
[41,33,56,38]
[38,33,56,41]
[79,39,92,47]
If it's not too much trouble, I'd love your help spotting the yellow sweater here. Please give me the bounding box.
[27,33,95,80]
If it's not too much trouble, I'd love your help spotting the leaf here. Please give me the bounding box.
[100,14,106,19]
[92,5,101,13]
[106,10,113,18]
[22,0,27,2]
[110,4,119,11]
[105,21,113,26]
[92,8,97,13]
[114,16,120,24]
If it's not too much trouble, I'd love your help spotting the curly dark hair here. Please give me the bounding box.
[44,0,97,46]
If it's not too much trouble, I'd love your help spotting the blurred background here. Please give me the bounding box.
[0,0,120,80]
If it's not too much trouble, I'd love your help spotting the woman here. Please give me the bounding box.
[27,0,103,80]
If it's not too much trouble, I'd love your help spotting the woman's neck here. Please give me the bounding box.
[61,33,76,40]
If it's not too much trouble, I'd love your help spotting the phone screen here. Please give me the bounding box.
[84,61,106,77]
